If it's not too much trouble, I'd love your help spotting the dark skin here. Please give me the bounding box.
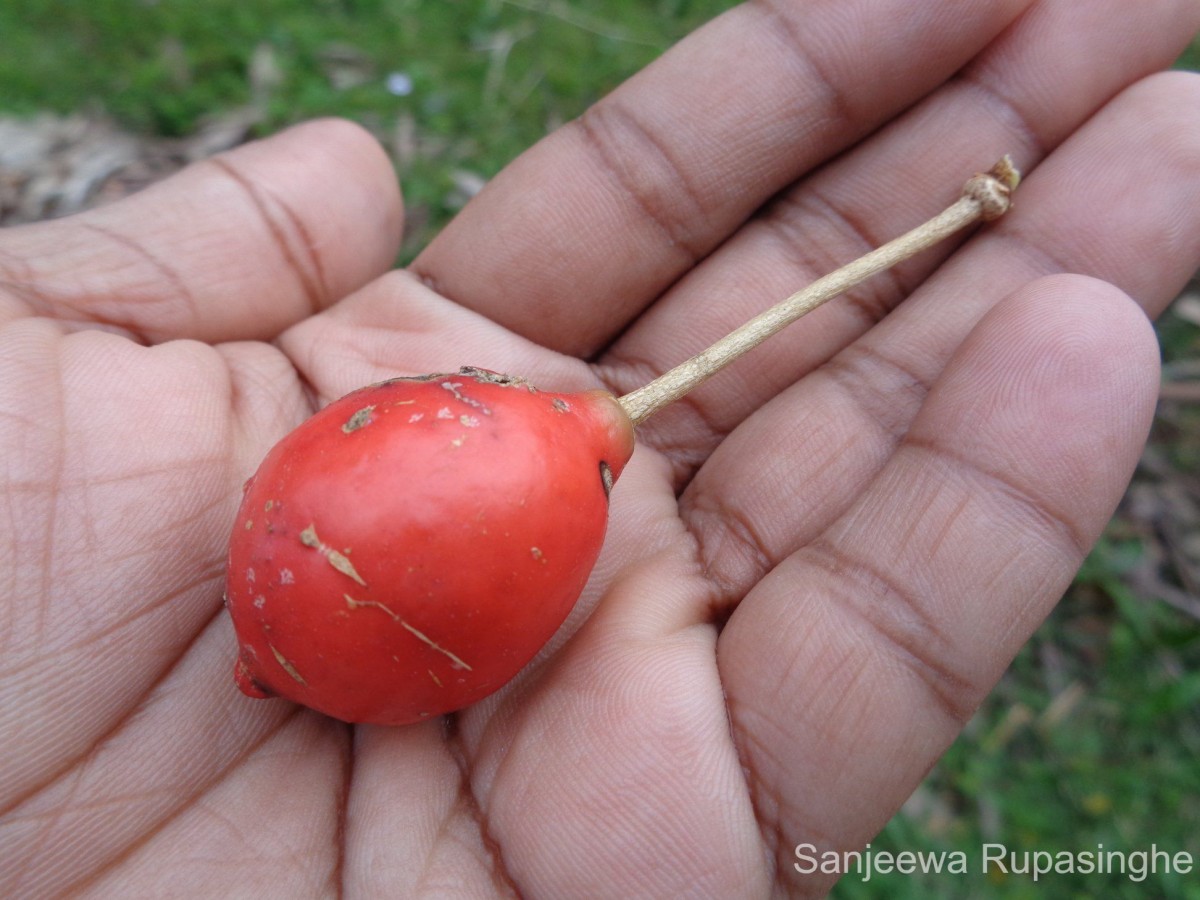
[2,0,1199,896]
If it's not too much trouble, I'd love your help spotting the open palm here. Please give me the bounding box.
[4,2,1199,896]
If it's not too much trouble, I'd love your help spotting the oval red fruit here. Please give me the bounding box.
[225,368,635,724]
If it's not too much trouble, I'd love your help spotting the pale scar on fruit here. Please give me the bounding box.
[599,461,614,498]
[441,380,493,414]
[299,523,367,586]
[344,594,472,671]
[269,643,306,684]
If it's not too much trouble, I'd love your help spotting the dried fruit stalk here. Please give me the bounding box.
[617,156,1020,425]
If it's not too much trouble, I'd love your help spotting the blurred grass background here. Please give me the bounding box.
[1,2,1197,896]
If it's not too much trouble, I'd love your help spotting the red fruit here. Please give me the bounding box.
[225,368,634,725]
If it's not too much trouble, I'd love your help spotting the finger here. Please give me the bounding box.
[342,725,507,896]
[0,119,403,344]
[717,277,1160,886]
[412,0,1032,356]
[598,0,1199,479]
[680,70,1200,606]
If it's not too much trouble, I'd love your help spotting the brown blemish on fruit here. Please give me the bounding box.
[531,547,545,563]
[244,519,253,530]
[269,644,306,685]
[300,524,368,586]
[264,500,275,512]
[458,366,526,389]
[342,405,376,433]
[552,397,570,413]
[345,594,472,671]
[378,372,447,386]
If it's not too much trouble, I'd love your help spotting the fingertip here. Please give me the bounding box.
[269,117,403,226]
[916,272,1160,542]
[965,272,1159,417]
[213,117,406,294]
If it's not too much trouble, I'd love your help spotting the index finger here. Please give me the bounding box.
[412,0,1032,357]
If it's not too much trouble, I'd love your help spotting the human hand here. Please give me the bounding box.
[3,0,1198,896]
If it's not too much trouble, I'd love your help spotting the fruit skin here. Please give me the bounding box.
[225,367,635,725]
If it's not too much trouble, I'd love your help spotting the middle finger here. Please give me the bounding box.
[412,0,1031,357]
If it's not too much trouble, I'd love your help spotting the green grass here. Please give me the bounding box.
[3,4,1200,897]
[1,0,737,251]
[2,0,725,132]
